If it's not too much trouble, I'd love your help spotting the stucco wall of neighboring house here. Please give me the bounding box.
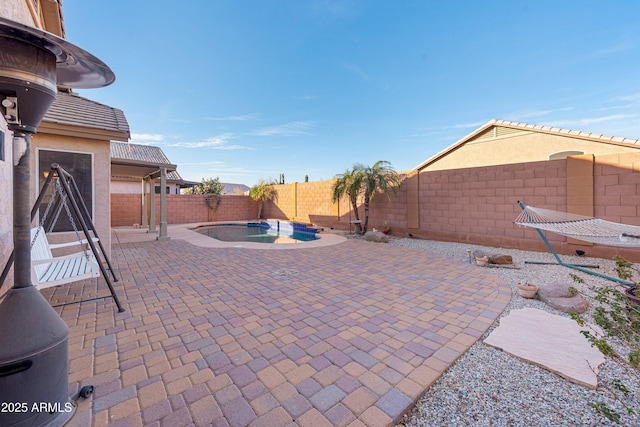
[111,179,180,195]
[422,129,640,172]
[31,134,112,256]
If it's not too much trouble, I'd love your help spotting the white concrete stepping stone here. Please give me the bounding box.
[484,307,605,389]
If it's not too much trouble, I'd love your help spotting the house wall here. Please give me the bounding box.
[111,194,259,227]
[111,179,180,195]
[0,1,36,26]
[423,129,640,172]
[31,134,112,256]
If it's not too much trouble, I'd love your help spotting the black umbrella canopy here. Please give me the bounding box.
[0,16,115,89]
[0,16,115,133]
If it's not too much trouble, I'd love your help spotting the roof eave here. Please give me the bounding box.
[37,121,130,141]
[111,158,177,172]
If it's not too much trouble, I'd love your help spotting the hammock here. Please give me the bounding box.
[514,205,640,247]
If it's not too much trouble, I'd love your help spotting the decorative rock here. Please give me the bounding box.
[472,250,513,265]
[364,230,389,243]
[489,254,513,265]
[475,256,489,266]
[537,282,589,314]
[484,308,605,389]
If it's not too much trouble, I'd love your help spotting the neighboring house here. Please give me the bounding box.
[111,141,184,195]
[415,119,640,172]
[179,182,250,195]
[221,183,250,195]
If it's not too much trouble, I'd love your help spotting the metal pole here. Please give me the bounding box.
[158,167,169,240]
[12,131,32,289]
[517,201,564,264]
[58,165,119,282]
[56,166,125,312]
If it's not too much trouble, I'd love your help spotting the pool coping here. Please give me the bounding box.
[169,221,347,250]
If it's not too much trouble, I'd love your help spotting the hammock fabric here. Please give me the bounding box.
[514,205,640,247]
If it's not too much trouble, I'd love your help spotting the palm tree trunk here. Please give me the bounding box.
[363,192,371,233]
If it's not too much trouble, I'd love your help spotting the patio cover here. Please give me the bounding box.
[111,141,177,240]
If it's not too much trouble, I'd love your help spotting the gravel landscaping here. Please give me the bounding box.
[387,237,640,427]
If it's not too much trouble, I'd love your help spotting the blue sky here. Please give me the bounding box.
[65,0,640,186]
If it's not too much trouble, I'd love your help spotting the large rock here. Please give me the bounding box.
[364,230,389,243]
[484,308,605,389]
[472,250,513,265]
[489,254,513,265]
[538,282,589,314]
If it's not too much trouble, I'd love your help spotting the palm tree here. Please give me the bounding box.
[331,166,364,233]
[360,160,401,233]
[250,179,277,219]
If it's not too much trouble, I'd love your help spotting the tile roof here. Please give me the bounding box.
[111,141,171,164]
[415,118,640,171]
[111,141,182,181]
[491,119,640,146]
[42,90,129,135]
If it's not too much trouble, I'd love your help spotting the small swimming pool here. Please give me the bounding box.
[195,221,319,244]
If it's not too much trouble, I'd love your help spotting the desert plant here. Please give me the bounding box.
[569,261,640,423]
[331,161,401,234]
[359,160,401,233]
[331,166,364,233]
[250,179,277,219]
[189,177,224,195]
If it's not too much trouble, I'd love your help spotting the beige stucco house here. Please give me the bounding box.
[415,119,640,172]
[34,91,130,255]
[1,1,129,284]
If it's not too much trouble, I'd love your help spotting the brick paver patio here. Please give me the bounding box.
[43,228,511,427]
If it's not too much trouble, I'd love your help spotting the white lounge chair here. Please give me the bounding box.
[30,228,100,290]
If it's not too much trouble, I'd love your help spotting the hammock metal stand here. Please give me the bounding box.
[516,201,634,287]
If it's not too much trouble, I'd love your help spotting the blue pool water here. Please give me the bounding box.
[195,221,319,244]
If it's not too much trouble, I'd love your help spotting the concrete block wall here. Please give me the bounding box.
[111,194,142,227]
[109,153,640,262]
[164,195,209,224]
[367,183,408,233]
[594,152,640,224]
[294,181,338,223]
[265,184,295,220]
[593,152,640,261]
[416,159,568,250]
[415,160,566,247]
[111,194,258,226]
